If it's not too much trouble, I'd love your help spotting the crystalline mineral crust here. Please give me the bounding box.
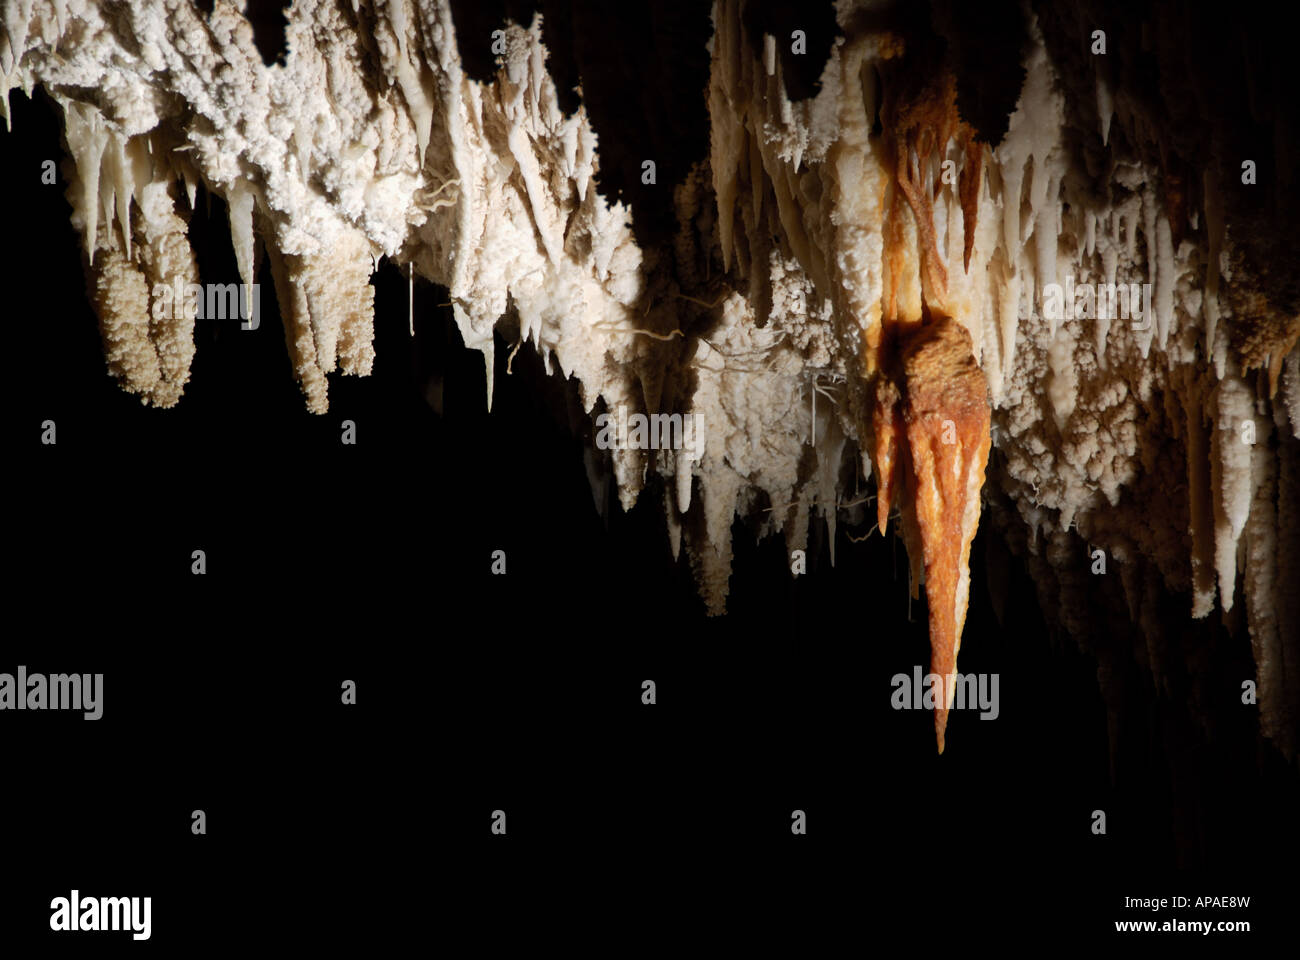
[4,1,1297,754]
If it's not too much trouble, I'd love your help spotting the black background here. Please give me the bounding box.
[1,24,1296,949]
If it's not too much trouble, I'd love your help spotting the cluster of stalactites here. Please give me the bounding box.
[3,0,1298,754]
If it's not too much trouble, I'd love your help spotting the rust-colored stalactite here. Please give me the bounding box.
[872,63,993,752]
[899,319,992,752]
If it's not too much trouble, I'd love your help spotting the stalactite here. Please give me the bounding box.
[3,0,1297,756]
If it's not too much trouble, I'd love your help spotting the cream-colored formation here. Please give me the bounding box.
[3,1,1296,753]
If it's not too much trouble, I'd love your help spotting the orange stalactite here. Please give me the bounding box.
[898,319,992,752]
[958,136,985,274]
[895,139,948,309]
[870,66,993,752]
[872,377,903,535]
